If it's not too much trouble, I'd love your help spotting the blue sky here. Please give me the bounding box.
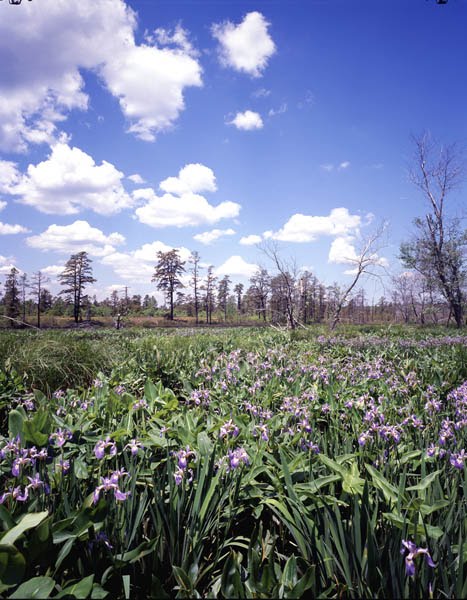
[0,0,466,303]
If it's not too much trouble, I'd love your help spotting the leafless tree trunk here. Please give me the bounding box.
[400,133,466,328]
[330,223,388,330]
[260,242,301,329]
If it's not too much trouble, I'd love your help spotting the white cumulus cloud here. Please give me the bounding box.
[26,220,125,257]
[212,11,276,78]
[328,236,359,265]
[40,264,65,280]
[271,208,362,243]
[228,110,263,131]
[127,173,145,184]
[0,255,17,275]
[0,0,202,151]
[328,235,388,272]
[102,241,191,283]
[4,142,133,215]
[160,163,217,195]
[239,234,262,246]
[134,189,240,228]
[0,222,29,235]
[193,228,235,245]
[215,255,258,278]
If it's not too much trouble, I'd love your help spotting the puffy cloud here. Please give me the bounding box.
[328,236,359,265]
[101,42,202,142]
[134,163,239,229]
[0,200,6,211]
[228,110,263,131]
[134,189,240,228]
[160,163,217,195]
[0,161,21,193]
[193,228,235,245]
[101,241,191,283]
[150,24,198,57]
[0,255,17,275]
[271,208,362,243]
[5,142,133,215]
[339,161,351,170]
[320,164,334,172]
[215,255,258,278]
[239,234,262,246]
[328,235,388,272]
[40,264,65,280]
[127,173,145,184]
[0,0,202,151]
[0,222,29,235]
[212,12,276,78]
[26,220,125,256]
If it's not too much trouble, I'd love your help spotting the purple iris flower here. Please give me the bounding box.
[124,439,143,456]
[401,540,436,577]
[0,486,29,504]
[93,470,130,503]
[94,436,117,459]
[228,448,249,471]
[450,450,465,469]
[176,447,195,470]
[49,429,73,448]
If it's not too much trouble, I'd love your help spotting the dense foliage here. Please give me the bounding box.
[0,326,466,598]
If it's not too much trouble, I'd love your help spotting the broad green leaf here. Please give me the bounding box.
[8,410,24,444]
[406,470,441,492]
[366,464,399,504]
[55,575,94,599]
[342,462,365,495]
[73,458,89,480]
[280,555,297,589]
[382,512,444,539]
[318,455,346,477]
[23,420,49,447]
[1,512,49,546]
[197,431,213,457]
[9,576,55,599]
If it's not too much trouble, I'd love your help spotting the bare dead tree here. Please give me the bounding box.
[259,241,301,329]
[330,222,388,330]
[400,133,466,328]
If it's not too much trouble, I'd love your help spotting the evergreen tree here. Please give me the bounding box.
[3,267,21,327]
[152,250,185,320]
[30,271,49,328]
[201,266,217,324]
[59,252,96,323]
[233,283,244,314]
[217,275,231,321]
[189,251,202,324]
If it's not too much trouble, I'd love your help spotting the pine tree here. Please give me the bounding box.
[189,251,202,324]
[217,275,231,321]
[3,267,21,327]
[152,250,185,320]
[30,271,49,328]
[59,252,96,323]
[202,266,217,324]
[233,283,244,314]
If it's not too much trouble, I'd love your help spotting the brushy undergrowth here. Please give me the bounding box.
[0,326,466,598]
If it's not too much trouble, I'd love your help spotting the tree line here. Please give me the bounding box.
[1,134,465,329]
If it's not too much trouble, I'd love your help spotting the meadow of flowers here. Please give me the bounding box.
[0,327,466,598]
